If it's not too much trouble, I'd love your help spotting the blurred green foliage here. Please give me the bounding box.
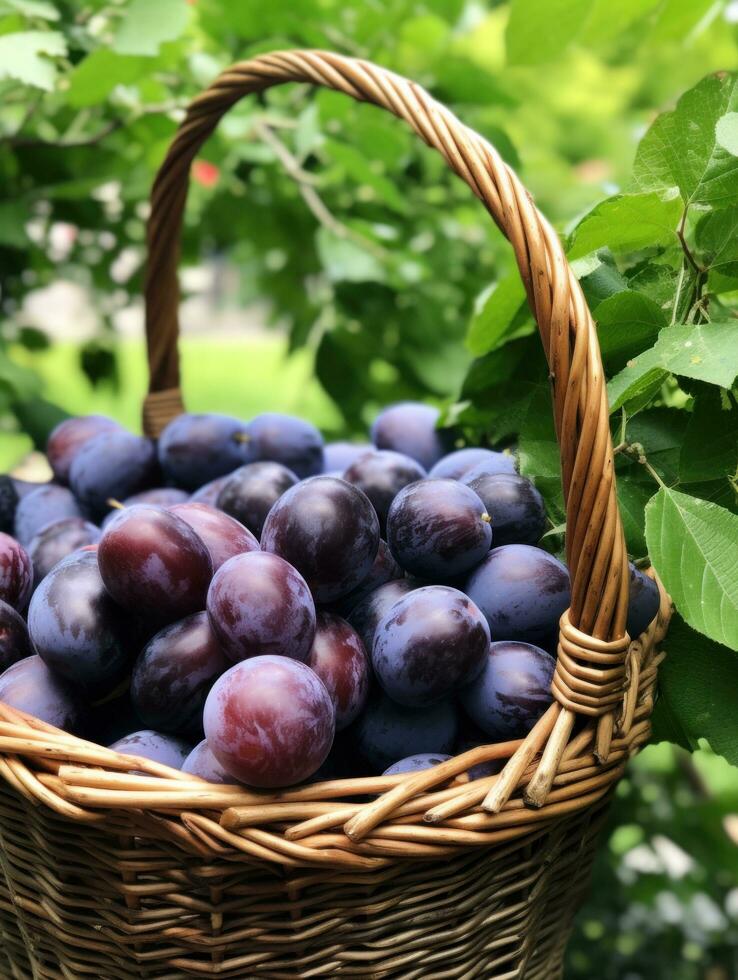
[0,2,736,976]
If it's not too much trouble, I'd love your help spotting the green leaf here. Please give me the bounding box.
[315,227,385,284]
[608,322,738,413]
[576,252,629,308]
[517,384,565,519]
[323,139,408,214]
[67,50,148,108]
[625,408,688,485]
[0,28,65,90]
[594,290,667,373]
[0,198,30,247]
[617,478,654,556]
[113,0,189,56]
[0,349,41,401]
[466,270,527,356]
[579,0,660,43]
[0,0,58,19]
[645,488,738,650]
[632,72,738,209]
[695,205,738,276]
[567,192,681,260]
[505,0,590,66]
[652,615,738,767]
[680,390,738,483]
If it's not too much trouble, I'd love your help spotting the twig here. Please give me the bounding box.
[5,119,124,150]
[252,118,391,262]
[676,206,702,277]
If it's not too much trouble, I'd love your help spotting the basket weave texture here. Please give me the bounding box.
[0,50,672,978]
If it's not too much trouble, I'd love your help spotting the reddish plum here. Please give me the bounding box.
[0,532,32,611]
[203,656,335,787]
[207,552,316,663]
[98,505,213,625]
[169,502,258,571]
[306,612,370,730]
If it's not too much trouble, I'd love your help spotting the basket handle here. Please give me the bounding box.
[143,49,629,647]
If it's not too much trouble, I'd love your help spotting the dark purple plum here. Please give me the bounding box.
[460,641,555,740]
[463,473,546,546]
[343,450,427,534]
[46,415,122,485]
[306,612,370,730]
[323,442,373,473]
[0,655,80,730]
[85,691,142,746]
[387,479,492,580]
[109,730,192,770]
[131,612,229,737]
[14,484,82,545]
[69,431,159,520]
[461,455,519,483]
[98,505,213,626]
[190,474,231,506]
[261,477,380,603]
[215,462,299,539]
[182,739,234,783]
[382,753,452,776]
[347,578,415,653]
[0,476,19,535]
[0,599,32,671]
[465,545,570,645]
[28,551,135,698]
[333,540,403,617]
[454,720,505,780]
[0,532,32,611]
[123,487,189,508]
[169,502,259,571]
[351,690,458,774]
[207,552,316,663]
[28,517,101,585]
[157,413,253,491]
[203,656,335,787]
[430,448,516,480]
[372,586,489,707]
[242,412,324,479]
[310,732,365,781]
[627,563,661,639]
[371,402,451,471]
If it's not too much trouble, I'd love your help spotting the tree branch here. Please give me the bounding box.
[252,118,391,262]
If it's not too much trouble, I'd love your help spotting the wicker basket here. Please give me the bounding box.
[0,51,671,979]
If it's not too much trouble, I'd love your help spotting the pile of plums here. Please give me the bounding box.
[0,403,660,788]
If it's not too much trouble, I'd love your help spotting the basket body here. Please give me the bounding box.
[0,781,606,979]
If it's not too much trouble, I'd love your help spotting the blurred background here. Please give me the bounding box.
[0,2,736,975]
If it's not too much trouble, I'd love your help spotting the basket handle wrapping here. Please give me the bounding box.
[143,51,629,712]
